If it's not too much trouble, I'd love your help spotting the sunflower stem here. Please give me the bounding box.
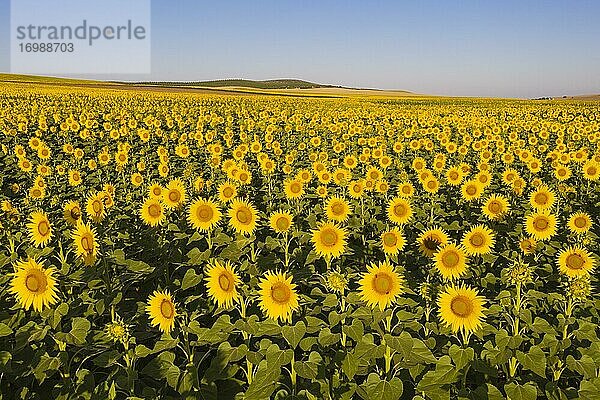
[562,296,573,340]
[383,315,393,377]
[239,299,254,385]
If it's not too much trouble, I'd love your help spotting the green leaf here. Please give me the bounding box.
[417,356,459,390]
[70,317,91,345]
[294,351,321,380]
[93,350,121,367]
[449,345,474,371]
[579,378,600,400]
[408,337,437,364]
[342,352,359,380]
[181,267,202,290]
[516,346,546,378]
[245,360,280,400]
[187,247,210,265]
[281,321,306,349]
[567,355,598,380]
[359,373,403,400]
[318,327,340,347]
[504,382,538,400]
[0,323,13,337]
[343,319,364,343]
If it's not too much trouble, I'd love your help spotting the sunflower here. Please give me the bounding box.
[9,258,58,311]
[462,225,495,255]
[519,237,538,254]
[582,160,599,180]
[418,228,449,258]
[461,180,483,201]
[438,285,485,334]
[28,211,52,247]
[148,183,164,199]
[228,199,258,236]
[524,210,557,241]
[434,243,469,281]
[446,166,464,186]
[325,271,348,293]
[311,222,347,259]
[86,193,106,223]
[387,197,413,225]
[358,261,404,310]
[269,211,293,233]
[348,180,365,198]
[146,290,177,334]
[482,195,510,220]
[325,196,352,222]
[218,181,238,203]
[397,182,414,198]
[163,179,186,209]
[529,185,555,210]
[381,229,405,255]
[188,199,221,232]
[557,247,595,278]
[205,260,240,308]
[140,197,165,227]
[258,270,299,323]
[284,179,304,199]
[72,221,99,265]
[568,212,592,234]
[63,201,82,226]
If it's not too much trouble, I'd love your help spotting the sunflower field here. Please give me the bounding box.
[0,83,599,400]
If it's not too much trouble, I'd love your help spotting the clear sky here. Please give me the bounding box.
[1,0,599,98]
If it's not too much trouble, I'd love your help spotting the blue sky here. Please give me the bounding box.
[1,0,599,97]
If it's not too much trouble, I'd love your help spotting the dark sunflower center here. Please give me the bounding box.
[566,254,585,270]
[197,205,213,221]
[574,217,587,228]
[218,273,232,291]
[469,234,485,247]
[321,228,338,247]
[394,203,407,217]
[383,232,397,247]
[423,237,440,251]
[450,296,473,317]
[271,283,290,303]
[534,217,549,230]
[442,250,460,268]
[38,221,50,236]
[466,185,477,195]
[160,299,175,319]
[373,273,392,295]
[148,204,161,218]
[276,217,290,231]
[534,193,548,205]
[25,271,46,293]
[223,187,234,198]
[169,190,180,202]
[331,202,345,215]
[236,208,251,224]
[81,234,94,253]
[488,201,501,213]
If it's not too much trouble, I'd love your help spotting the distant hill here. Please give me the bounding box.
[118,79,347,90]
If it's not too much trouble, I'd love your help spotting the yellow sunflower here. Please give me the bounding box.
[461,180,483,201]
[163,179,186,209]
[568,212,592,234]
[9,258,59,312]
[557,247,595,278]
[27,211,52,247]
[325,196,352,222]
[146,290,177,334]
[228,199,258,236]
[519,237,538,255]
[188,199,221,232]
[462,225,495,255]
[148,182,163,199]
[140,197,165,227]
[529,185,555,210]
[358,261,404,310]
[63,201,82,226]
[387,197,413,225]
[311,222,347,259]
[284,179,304,199]
[218,181,238,203]
[418,228,449,258]
[381,229,405,255]
[434,243,469,281]
[269,211,293,233]
[524,210,557,241]
[71,221,99,265]
[205,260,240,308]
[482,195,510,221]
[438,285,485,334]
[86,193,106,223]
[258,270,299,323]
